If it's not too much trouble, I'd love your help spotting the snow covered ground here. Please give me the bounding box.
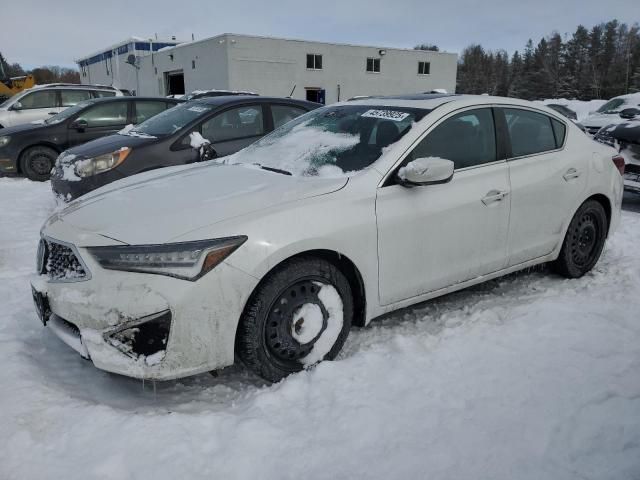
[1,177,640,480]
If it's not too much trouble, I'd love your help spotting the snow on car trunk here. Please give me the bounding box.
[1,177,639,479]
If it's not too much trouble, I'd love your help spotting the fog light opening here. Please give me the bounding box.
[105,311,171,364]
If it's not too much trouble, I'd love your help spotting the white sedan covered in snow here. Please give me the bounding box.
[32,95,624,382]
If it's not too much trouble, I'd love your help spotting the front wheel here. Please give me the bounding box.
[552,200,608,278]
[20,146,57,181]
[236,257,353,382]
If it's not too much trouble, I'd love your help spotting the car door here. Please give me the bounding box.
[199,104,267,157]
[60,90,93,109]
[7,90,60,126]
[499,107,587,266]
[67,101,129,147]
[376,107,511,305]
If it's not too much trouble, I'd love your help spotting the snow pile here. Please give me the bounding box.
[0,178,640,479]
[56,152,80,182]
[189,131,210,149]
[118,124,157,139]
[227,121,359,177]
[538,99,607,121]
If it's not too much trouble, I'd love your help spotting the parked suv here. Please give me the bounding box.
[0,84,123,128]
[51,96,319,199]
[0,96,180,180]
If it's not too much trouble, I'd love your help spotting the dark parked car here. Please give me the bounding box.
[546,104,578,121]
[594,108,640,194]
[51,96,320,199]
[0,96,181,180]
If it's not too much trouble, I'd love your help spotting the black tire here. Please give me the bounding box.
[552,200,608,278]
[20,146,57,181]
[236,257,353,382]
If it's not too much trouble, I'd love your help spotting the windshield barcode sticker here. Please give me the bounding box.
[361,109,410,121]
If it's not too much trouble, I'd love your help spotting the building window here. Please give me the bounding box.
[192,60,196,69]
[366,58,380,73]
[306,54,322,70]
[418,61,431,75]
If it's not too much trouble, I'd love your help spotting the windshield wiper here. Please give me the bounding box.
[257,164,292,176]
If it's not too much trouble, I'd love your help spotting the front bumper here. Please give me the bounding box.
[50,167,126,200]
[31,231,258,380]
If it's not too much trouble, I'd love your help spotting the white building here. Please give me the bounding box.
[77,37,184,93]
[78,34,458,103]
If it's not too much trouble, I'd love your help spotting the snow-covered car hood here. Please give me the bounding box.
[50,162,348,245]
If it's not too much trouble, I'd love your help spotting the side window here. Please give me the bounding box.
[61,90,92,107]
[200,105,264,143]
[504,108,557,157]
[271,105,307,129]
[18,90,57,109]
[93,90,117,98]
[407,108,497,170]
[76,102,128,128]
[551,118,566,148]
[134,101,170,124]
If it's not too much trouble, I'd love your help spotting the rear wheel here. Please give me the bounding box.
[20,146,57,181]
[236,257,353,382]
[552,200,607,278]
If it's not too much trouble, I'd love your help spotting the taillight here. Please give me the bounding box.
[612,155,625,175]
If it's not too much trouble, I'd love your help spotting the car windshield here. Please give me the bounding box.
[44,100,94,124]
[127,102,213,137]
[226,105,429,177]
[596,98,626,114]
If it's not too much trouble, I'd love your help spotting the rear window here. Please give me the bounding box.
[94,90,117,98]
[504,108,557,157]
[551,118,566,147]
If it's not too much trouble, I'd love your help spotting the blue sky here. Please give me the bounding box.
[2,0,638,69]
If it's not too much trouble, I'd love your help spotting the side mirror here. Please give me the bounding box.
[619,108,640,120]
[70,119,88,132]
[10,101,23,111]
[199,143,218,161]
[396,157,454,187]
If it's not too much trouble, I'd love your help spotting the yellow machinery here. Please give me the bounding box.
[0,74,35,98]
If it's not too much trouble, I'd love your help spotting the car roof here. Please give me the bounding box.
[343,94,566,113]
[30,83,119,91]
[76,96,182,104]
[190,95,318,108]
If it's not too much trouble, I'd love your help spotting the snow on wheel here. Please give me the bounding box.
[236,257,353,382]
[553,199,608,278]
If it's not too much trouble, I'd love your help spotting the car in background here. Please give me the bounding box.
[182,89,259,101]
[33,95,622,383]
[546,103,578,121]
[0,96,180,180]
[594,109,640,194]
[0,84,123,129]
[580,92,640,135]
[51,96,319,199]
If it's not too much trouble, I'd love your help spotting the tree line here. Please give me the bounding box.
[0,52,79,85]
[454,20,640,100]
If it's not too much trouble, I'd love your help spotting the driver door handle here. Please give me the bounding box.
[563,168,581,181]
[482,189,509,205]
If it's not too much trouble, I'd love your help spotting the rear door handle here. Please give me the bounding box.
[482,189,509,205]
[563,168,581,181]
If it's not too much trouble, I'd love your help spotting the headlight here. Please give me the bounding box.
[0,136,10,147]
[86,236,247,281]
[75,147,132,177]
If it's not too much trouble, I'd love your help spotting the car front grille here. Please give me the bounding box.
[38,238,88,281]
